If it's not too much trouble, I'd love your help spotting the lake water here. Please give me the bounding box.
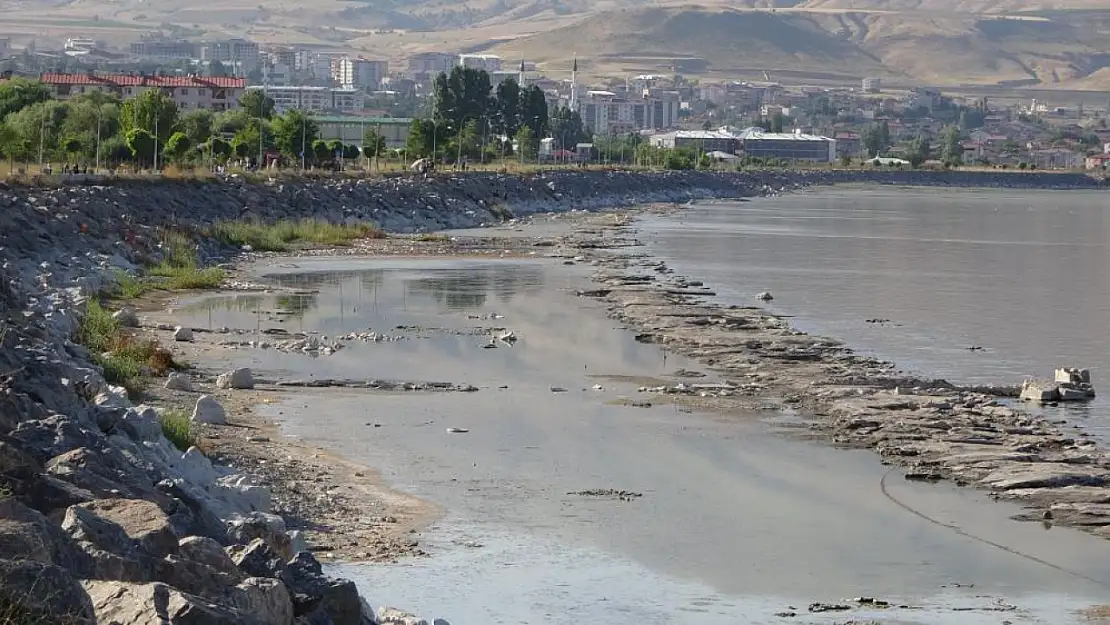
[178,249,1110,624]
[639,187,1110,442]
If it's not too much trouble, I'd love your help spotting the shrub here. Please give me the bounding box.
[158,409,196,451]
[208,219,384,252]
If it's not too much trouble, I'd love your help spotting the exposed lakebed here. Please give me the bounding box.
[175,255,1110,624]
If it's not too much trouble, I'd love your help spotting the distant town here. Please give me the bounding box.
[3,33,1110,171]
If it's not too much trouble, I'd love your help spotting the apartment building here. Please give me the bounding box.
[577,90,680,135]
[201,38,260,71]
[34,72,246,111]
[247,85,362,113]
[130,39,197,60]
[332,57,388,90]
[406,52,454,80]
[458,54,501,73]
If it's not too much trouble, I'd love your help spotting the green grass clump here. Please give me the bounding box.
[113,271,151,299]
[158,409,196,451]
[209,218,385,252]
[77,300,180,398]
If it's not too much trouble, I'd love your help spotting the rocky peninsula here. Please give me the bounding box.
[0,168,1106,624]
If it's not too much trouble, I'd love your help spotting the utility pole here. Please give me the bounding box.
[94,105,102,173]
[301,115,306,170]
[153,113,159,171]
[37,108,45,172]
[258,84,265,169]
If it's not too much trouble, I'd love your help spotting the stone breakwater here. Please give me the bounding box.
[564,217,1110,546]
[0,169,1102,623]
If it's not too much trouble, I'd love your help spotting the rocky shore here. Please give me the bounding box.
[0,169,1105,624]
[560,210,1110,546]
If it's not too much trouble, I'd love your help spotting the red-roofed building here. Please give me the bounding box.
[35,72,247,112]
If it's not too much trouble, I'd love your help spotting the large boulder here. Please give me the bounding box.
[78,498,180,558]
[281,552,365,625]
[213,476,272,514]
[377,607,428,625]
[166,372,195,392]
[0,498,89,572]
[227,514,289,558]
[179,535,241,575]
[217,368,255,390]
[228,538,285,579]
[174,326,195,342]
[84,580,270,625]
[152,554,244,601]
[112,307,140,328]
[192,395,227,425]
[61,505,151,582]
[230,577,295,625]
[0,559,95,625]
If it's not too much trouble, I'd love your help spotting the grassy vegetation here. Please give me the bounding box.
[158,409,197,451]
[77,300,180,397]
[208,218,385,252]
[414,233,451,242]
[105,231,226,300]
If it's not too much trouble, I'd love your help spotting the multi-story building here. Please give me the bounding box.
[650,130,737,153]
[130,38,197,60]
[263,45,298,69]
[0,39,9,59]
[201,38,260,72]
[862,77,881,93]
[260,63,292,86]
[34,72,246,111]
[406,52,454,80]
[458,54,501,73]
[576,90,680,136]
[331,57,388,90]
[247,85,362,113]
[311,114,412,148]
[737,128,836,162]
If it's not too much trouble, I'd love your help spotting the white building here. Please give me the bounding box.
[248,85,362,113]
[260,62,292,86]
[406,52,455,80]
[332,57,388,90]
[458,54,501,73]
[862,77,881,93]
[576,90,681,135]
[736,128,836,162]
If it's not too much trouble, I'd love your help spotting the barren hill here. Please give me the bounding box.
[3,0,1110,89]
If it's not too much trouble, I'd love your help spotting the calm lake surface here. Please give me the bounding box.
[639,187,1110,441]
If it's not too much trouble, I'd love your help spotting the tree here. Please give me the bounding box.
[519,85,548,138]
[363,127,387,169]
[239,89,276,120]
[0,77,52,119]
[209,137,232,160]
[941,125,963,166]
[177,109,214,147]
[100,134,132,167]
[60,136,83,163]
[515,126,537,161]
[163,132,192,163]
[311,139,331,164]
[492,78,521,137]
[549,106,589,151]
[5,101,69,164]
[406,118,436,158]
[120,89,178,146]
[232,138,252,159]
[326,139,344,159]
[125,128,157,167]
[271,110,318,163]
[342,143,360,160]
[433,66,492,137]
[907,135,930,168]
[0,121,19,172]
[214,109,250,135]
[208,60,229,77]
[862,121,891,158]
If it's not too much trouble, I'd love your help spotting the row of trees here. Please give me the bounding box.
[0,78,393,171]
[861,120,964,167]
[404,66,592,162]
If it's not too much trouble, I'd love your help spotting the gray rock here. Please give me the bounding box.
[217,368,255,390]
[0,559,95,624]
[174,326,195,342]
[0,498,90,572]
[282,552,364,625]
[77,498,181,558]
[230,577,294,625]
[166,372,195,391]
[228,514,290,559]
[179,535,240,575]
[377,607,428,625]
[84,580,269,625]
[112,307,140,328]
[192,395,227,425]
[228,538,284,579]
[61,504,151,582]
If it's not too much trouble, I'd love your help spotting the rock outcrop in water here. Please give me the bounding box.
[0,169,1103,621]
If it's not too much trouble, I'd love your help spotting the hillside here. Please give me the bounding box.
[3,0,1110,89]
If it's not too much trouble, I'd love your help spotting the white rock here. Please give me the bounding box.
[757,291,774,301]
[122,406,162,441]
[377,607,429,625]
[1020,379,1059,403]
[173,326,194,342]
[174,446,219,486]
[217,368,255,390]
[94,385,131,409]
[112,307,140,328]
[192,395,227,425]
[288,530,308,555]
[211,474,272,513]
[164,373,194,392]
